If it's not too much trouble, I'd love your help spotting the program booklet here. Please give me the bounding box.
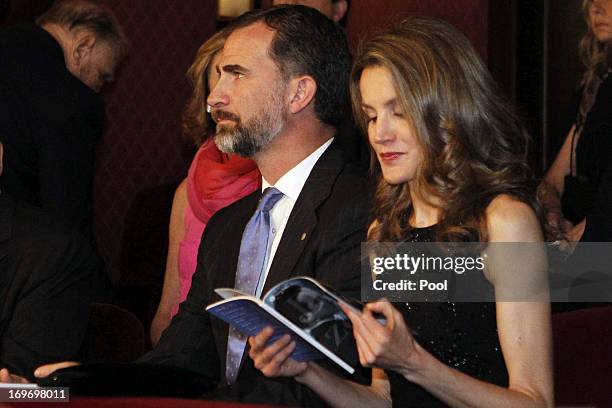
[206,276,366,374]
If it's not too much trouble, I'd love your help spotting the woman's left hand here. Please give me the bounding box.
[340,300,421,376]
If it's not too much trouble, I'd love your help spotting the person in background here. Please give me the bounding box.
[150,30,261,346]
[0,0,127,241]
[272,0,349,24]
[248,17,554,408]
[539,0,612,243]
[0,142,100,383]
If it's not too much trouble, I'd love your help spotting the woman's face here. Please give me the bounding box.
[359,66,423,185]
[589,0,612,43]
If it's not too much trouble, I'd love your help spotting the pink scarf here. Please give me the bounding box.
[187,140,261,223]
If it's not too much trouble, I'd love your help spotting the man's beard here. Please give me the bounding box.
[213,89,286,157]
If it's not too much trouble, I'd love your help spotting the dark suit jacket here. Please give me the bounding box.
[0,23,105,239]
[0,194,99,380]
[140,143,370,405]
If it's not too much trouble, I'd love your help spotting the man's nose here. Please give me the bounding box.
[207,79,229,108]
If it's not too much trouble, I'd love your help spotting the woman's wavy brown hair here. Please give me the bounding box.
[576,0,612,132]
[350,17,543,242]
[183,29,228,145]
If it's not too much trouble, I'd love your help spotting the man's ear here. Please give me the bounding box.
[72,33,96,65]
[288,76,317,115]
[331,0,348,23]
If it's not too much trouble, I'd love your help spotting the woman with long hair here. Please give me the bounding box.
[150,30,260,345]
[539,0,612,242]
[247,17,553,407]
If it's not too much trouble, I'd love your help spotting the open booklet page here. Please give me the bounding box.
[206,277,361,373]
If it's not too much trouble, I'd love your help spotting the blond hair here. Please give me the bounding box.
[182,30,228,145]
[576,0,612,131]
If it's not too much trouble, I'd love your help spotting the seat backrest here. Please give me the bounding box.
[552,305,612,407]
[82,303,145,363]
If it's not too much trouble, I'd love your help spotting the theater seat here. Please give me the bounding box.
[552,305,612,407]
[82,303,145,363]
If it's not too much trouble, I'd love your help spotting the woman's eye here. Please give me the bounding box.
[367,116,377,124]
[393,111,405,118]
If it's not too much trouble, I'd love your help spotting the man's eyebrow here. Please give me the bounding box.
[221,64,250,74]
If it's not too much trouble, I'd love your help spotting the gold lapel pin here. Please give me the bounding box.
[300,233,307,241]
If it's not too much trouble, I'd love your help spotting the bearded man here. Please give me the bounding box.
[141,5,370,404]
[26,5,369,406]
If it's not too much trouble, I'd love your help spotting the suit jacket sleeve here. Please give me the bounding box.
[0,200,99,380]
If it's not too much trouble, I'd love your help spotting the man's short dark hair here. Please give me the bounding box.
[36,0,127,59]
[227,5,351,128]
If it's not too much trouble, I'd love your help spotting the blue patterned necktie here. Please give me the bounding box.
[225,187,284,384]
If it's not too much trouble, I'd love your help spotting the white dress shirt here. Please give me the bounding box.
[254,137,334,297]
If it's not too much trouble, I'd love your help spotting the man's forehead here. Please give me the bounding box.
[219,22,276,64]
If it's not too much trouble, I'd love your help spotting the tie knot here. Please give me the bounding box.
[258,187,283,213]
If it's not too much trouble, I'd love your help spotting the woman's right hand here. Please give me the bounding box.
[248,326,308,378]
[545,209,574,240]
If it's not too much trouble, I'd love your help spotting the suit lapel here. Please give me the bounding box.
[262,144,347,293]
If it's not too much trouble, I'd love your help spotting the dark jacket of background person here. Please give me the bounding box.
[0,193,100,381]
[0,23,105,240]
[563,78,612,241]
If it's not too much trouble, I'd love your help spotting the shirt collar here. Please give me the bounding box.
[261,137,334,201]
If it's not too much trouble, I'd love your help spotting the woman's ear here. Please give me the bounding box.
[288,76,317,115]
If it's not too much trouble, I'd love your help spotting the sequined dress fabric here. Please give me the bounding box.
[387,225,508,407]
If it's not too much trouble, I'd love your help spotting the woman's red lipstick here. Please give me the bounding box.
[379,152,404,162]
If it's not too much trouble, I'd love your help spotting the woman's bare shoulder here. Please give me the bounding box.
[485,194,542,242]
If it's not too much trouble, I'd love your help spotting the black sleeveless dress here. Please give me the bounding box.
[387,226,508,407]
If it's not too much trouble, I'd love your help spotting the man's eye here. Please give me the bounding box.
[234,72,245,79]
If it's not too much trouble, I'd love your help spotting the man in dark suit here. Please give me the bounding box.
[0,0,126,239]
[24,6,368,404]
[137,5,369,405]
[0,142,101,382]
